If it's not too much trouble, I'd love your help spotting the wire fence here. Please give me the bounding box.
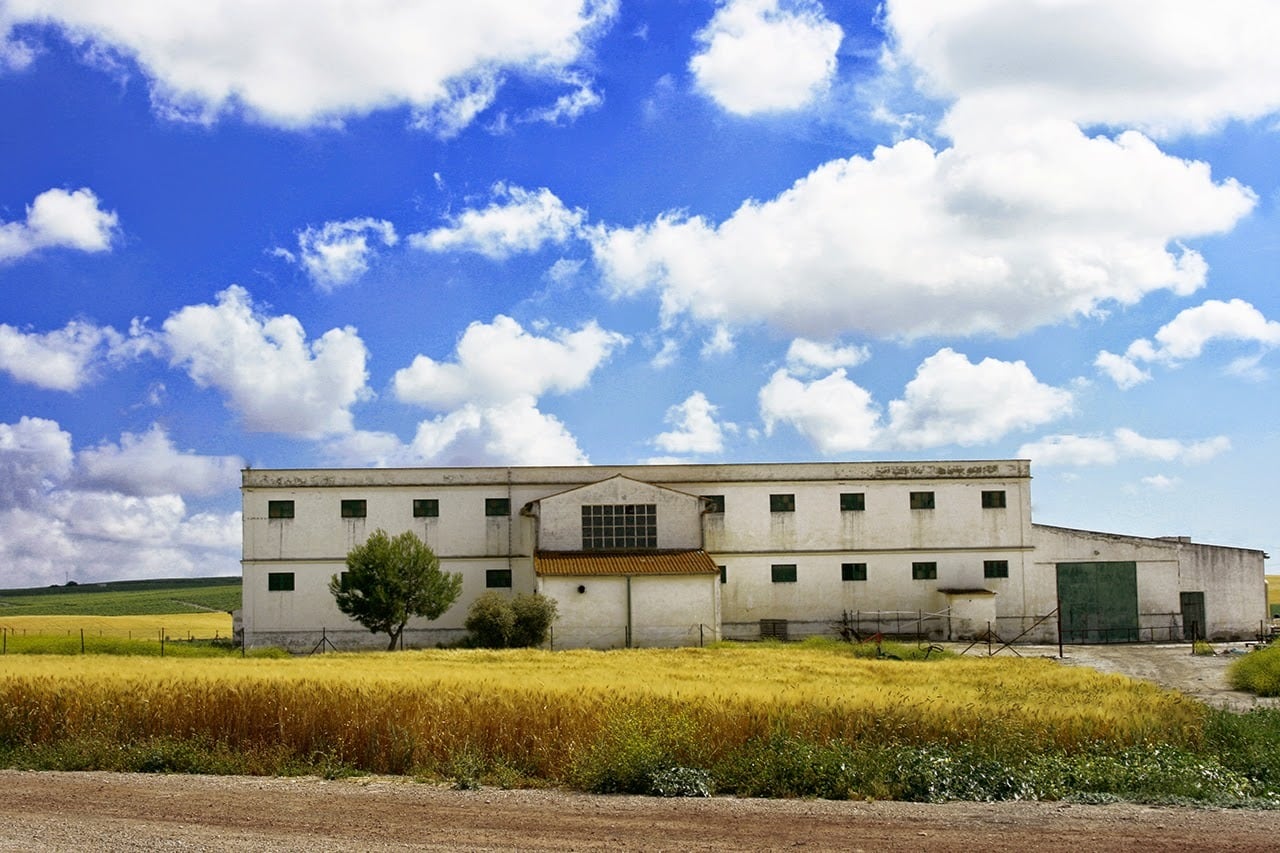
[0,624,238,656]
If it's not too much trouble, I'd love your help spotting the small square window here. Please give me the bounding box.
[485,498,511,517]
[984,560,1009,579]
[770,493,795,513]
[702,495,725,514]
[486,569,513,589]
[719,565,727,584]
[340,499,366,518]
[413,498,439,518]
[771,563,797,583]
[911,561,937,580]
[840,492,865,512]
[338,571,353,591]
[267,572,295,592]
[981,490,1007,509]
[909,491,935,510]
[267,500,294,519]
[842,562,867,581]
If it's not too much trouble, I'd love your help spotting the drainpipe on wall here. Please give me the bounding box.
[699,498,707,551]
[506,468,513,574]
[519,499,540,595]
[626,575,633,649]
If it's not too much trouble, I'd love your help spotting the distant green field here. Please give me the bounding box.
[1269,575,1280,618]
[0,577,240,616]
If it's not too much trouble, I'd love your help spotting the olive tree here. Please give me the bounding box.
[330,528,462,651]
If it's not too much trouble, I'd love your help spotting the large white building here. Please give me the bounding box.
[240,461,1268,650]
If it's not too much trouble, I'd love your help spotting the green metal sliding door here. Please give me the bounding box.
[1056,561,1138,643]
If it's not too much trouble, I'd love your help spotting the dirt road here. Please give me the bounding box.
[1,770,1278,852]
[1022,642,1279,711]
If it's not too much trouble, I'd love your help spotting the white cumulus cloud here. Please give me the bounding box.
[0,187,118,262]
[361,314,628,467]
[884,0,1280,137]
[163,285,370,436]
[393,314,627,409]
[690,0,843,115]
[0,319,152,392]
[76,425,243,497]
[1096,299,1280,388]
[1,0,618,131]
[328,397,590,467]
[653,391,730,455]
[276,217,397,290]
[410,184,586,260]
[760,367,881,453]
[1018,428,1230,466]
[0,416,74,507]
[0,417,240,587]
[416,397,588,466]
[591,121,1254,340]
[785,338,870,372]
[760,348,1072,453]
[886,348,1074,449]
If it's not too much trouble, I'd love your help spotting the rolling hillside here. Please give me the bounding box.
[0,577,241,616]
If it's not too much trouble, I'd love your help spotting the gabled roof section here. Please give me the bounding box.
[529,473,699,506]
[535,549,720,577]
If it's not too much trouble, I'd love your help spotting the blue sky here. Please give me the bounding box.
[0,0,1277,586]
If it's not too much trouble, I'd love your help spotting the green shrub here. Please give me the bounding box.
[1052,744,1252,803]
[648,766,711,797]
[888,744,1042,802]
[464,592,557,648]
[463,592,515,648]
[509,593,557,648]
[714,732,869,799]
[570,707,706,795]
[1204,708,1280,795]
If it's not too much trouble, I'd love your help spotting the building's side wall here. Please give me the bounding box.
[242,555,535,651]
[704,473,1033,641]
[1176,541,1268,640]
[1031,525,1266,642]
[1030,525,1176,643]
[243,483,543,562]
[701,475,1031,554]
[540,574,719,649]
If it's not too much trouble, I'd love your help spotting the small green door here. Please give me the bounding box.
[1180,591,1206,641]
[1057,562,1139,643]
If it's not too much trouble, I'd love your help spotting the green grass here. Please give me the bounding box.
[0,577,240,616]
[1230,644,1280,696]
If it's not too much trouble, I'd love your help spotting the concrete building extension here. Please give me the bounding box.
[240,461,1268,650]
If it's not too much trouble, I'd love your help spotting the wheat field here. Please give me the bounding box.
[0,613,233,640]
[0,643,1204,779]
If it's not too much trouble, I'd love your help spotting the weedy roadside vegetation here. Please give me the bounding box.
[0,638,1276,805]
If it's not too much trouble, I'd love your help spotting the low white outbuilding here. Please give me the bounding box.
[239,460,1268,650]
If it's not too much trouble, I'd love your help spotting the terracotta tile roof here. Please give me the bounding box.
[535,549,720,577]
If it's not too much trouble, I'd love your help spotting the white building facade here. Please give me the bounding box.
[240,461,1268,650]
